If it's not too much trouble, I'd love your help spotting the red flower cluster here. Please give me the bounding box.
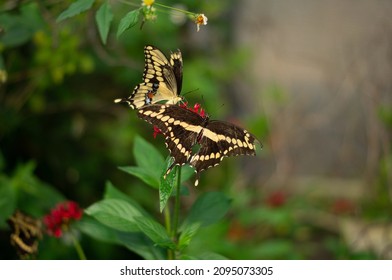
[180,102,206,118]
[43,201,83,238]
[153,103,206,138]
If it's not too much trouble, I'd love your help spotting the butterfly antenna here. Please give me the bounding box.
[182,88,199,98]
[212,102,225,118]
[180,88,200,106]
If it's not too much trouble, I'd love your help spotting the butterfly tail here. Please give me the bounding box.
[114,98,135,109]
[163,161,177,179]
[194,173,200,187]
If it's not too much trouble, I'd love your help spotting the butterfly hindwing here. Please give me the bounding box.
[138,105,201,171]
[189,121,257,185]
[204,121,257,157]
[137,104,259,186]
[115,45,183,109]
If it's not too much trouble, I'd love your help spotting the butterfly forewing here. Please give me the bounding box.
[115,45,183,109]
[189,121,257,182]
[170,50,183,94]
[205,121,258,157]
[138,105,201,170]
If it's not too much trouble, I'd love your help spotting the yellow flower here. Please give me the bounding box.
[195,14,208,32]
[142,0,155,8]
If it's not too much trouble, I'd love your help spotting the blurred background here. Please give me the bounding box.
[1,0,392,259]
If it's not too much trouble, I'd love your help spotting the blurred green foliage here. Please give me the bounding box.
[0,0,388,260]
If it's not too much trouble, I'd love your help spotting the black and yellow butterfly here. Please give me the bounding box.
[138,104,260,186]
[115,45,183,109]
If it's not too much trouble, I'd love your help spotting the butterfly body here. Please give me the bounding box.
[138,104,259,186]
[115,45,183,109]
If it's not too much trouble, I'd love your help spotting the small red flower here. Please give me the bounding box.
[43,201,83,238]
[153,125,162,138]
[265,191,287,208]
[180,102,206,118]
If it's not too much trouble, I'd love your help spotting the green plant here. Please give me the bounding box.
[80,135,232,259]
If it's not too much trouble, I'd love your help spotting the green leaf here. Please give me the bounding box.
[159,158,177,212]
[57,0,95,22]
[119,136,165,188]
[0,178,17,228]
[119,166,159,189]
[133,135,164,173]
[116,9,140,38]
[180,165,195,184]
[0,3,44,48]
[95,1,113,44]
[10,161,64,215]
[159,159,195,212]
[85,198,144,232]
[104,181,152,218]
[117,230,166,259]
[182,192,231,228]
[178,222,200,250]
[134,216,175,249]
[77,215,165,259]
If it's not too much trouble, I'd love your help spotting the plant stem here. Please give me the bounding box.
[172,166,182,238]
[164,204,174,260]
[154,2,195,16]
[164,204,171,235]
[71,232,87,260]
[169,166,182,260]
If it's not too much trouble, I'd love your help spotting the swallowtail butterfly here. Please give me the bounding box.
[138,104,260,186]
[115,45,183,109]
[7,211,43,258]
